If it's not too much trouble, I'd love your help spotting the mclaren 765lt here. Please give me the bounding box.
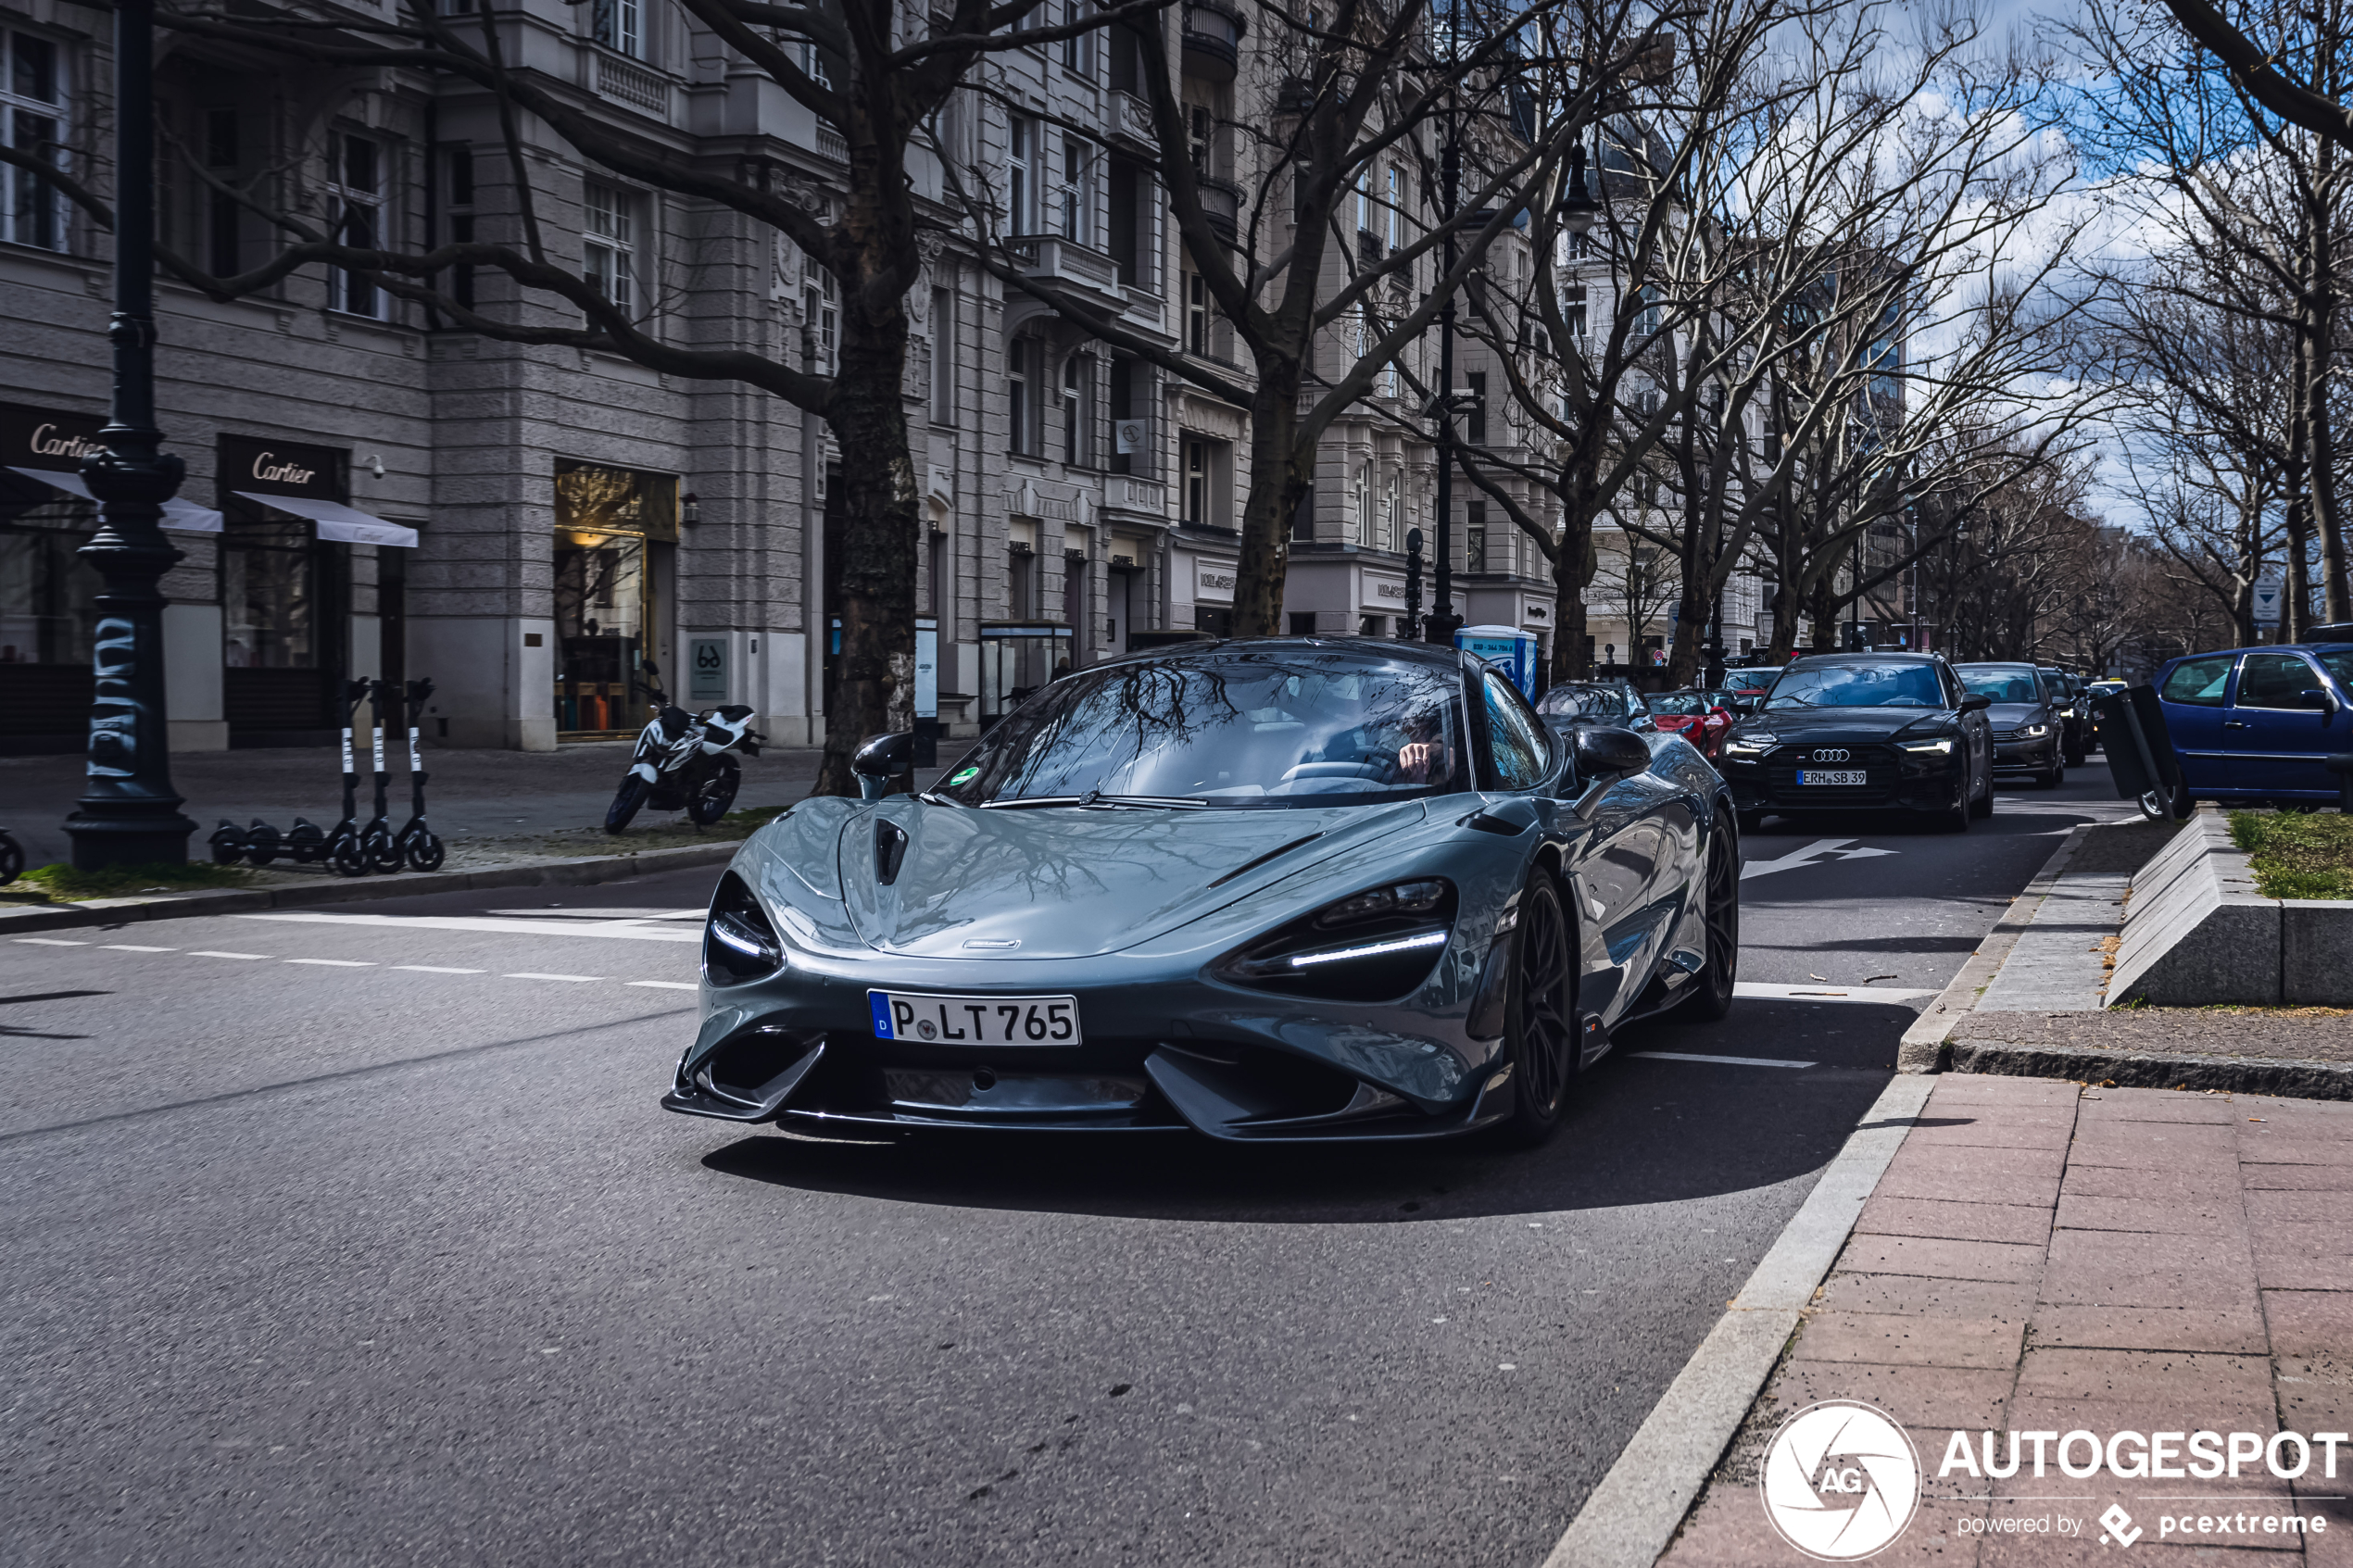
[662,638,1739,1147]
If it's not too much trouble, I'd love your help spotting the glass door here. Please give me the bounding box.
[554,529,649,735]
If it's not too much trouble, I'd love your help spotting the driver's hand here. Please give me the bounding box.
[1398,742,1441,781]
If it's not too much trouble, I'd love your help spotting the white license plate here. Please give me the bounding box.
[869,990,1084,1046]
[1798,770,1868,786]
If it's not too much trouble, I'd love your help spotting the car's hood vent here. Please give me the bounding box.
[837,802,1424,959]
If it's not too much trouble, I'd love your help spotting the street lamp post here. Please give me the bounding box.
[64,0,196,870]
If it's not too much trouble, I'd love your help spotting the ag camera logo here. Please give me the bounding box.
[1760,1400,1922,1561]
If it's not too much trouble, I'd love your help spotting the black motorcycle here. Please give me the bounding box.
[604,661,763,834]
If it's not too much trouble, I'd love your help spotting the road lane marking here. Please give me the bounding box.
[393,965,485,974]
[101,944,175,953]
[13,937,89,946]
[626,980,696,990]
[189,951,272,960]
[285,959,374,967]
[1740,838,1863,881]
[504,972,605,983]
[1733,981,1940,1004]
[239,911,698,944]
[1631,1050,1814,1069]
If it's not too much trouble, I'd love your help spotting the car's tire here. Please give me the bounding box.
[2064,742,2086,768]
[1943,772,1972,833]
[687,758,741,826]
[1680,827,1740,1022]
[1498,870,1577,1148]
[2035,762,2064,788]
[1973,767,1994,819]
[1736,809,1767,836]
[605,776,649,834]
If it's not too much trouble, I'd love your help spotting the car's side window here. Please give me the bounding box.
[2161,655,2234,708]
[1483,672,1550,790]
[2236,653,2322,710]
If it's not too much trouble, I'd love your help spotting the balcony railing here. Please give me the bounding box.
[1005,233,1126,311]
[1105,475,1169,520]
[1181,0,1243,80]
[1198,176,1240,245]
[593,52,670,119]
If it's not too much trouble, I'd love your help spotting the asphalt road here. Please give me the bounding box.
[0,763,2137,1567]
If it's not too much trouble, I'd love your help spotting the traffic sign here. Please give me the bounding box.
[2253,577,2284,627]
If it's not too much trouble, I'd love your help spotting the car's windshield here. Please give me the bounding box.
[1723,671,1777,693]
[935,649,1468,808]
[1648,692,1710,716]
[1536,684,1631,720]
[1763,662,1945,709]
[1959,668,2045,704]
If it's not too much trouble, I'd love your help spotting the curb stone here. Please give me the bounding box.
[1944,1036,2353,1099]
[0,839,746,935]
[1536,1074,1937,1568]
[1894,822,2095,1074]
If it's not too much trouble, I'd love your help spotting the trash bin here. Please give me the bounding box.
[1456,624,1539,699]
[2089,684,2190,822]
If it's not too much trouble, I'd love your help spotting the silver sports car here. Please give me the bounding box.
[661,638,1739,1147]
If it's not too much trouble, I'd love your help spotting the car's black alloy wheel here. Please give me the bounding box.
[1501,870,1576,1147]
[1680,828,1739,1022]
[1944,765,1973,833]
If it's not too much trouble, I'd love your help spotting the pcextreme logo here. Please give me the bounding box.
[1759,1400,1922,1562]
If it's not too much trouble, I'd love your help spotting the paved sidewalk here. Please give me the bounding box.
[1658,1073,2353,1565]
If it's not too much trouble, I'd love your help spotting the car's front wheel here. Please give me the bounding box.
[1680,826,1739,1021]
[1499,870,1577,1148]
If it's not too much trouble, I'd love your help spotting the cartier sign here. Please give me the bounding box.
[1,403,107,472]
[218,433,343,501]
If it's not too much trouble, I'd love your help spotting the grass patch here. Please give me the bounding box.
[5,859,256,904]
[2230,810,2353,900]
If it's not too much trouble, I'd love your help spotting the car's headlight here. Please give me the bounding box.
[2020,722,2049,738]
[704,871,785,985]
[1216,880,1457,1000]
[1898,737,1955,754]
[1722,733,1777,757]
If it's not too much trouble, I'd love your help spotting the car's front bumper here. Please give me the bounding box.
[1991,735,2058,773]
[1717,746,1965,815]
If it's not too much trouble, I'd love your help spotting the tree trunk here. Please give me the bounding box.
[1551,471,1598,681]
[1232,364,1307,636]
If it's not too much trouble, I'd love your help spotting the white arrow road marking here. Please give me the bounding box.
[1733,981,1940,1004]
[1834,847,1897,860]
[240,911,700,944]
[1740,838,1869,881]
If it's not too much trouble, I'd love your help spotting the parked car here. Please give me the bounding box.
[1716,652,1994,833]
[1718,666,1781,711]
[662,637,1741,1148]
[2038,667,2090,766]
[1535,681,1654,731]
[1956,662,2067,787]
[2153,642,2353,805]
[1645,689,1737,757]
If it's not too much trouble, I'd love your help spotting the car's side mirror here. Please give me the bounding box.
[1572,725,1652,781]
[851,732,915,801]
[2301,688,2339,712]
[1960,694,1992,712]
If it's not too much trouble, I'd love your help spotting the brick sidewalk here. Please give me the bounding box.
[1659,1073,2353,1565]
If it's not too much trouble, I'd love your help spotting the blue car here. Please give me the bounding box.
[2154,643,2353,803]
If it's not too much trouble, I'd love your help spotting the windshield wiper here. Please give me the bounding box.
[980,792,1212,810]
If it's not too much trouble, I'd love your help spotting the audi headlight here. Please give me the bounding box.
[1898,737,1955,755]
[704,871,785,985]
[1215,880,1457,1000]
[1722,733,1776,757]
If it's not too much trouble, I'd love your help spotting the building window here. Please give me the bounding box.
[1188,104,1212,175]
[1353,464,1368,546]
[204,107,241,277]
[1184,438,1214,526]
[1060,134,1091,243]
[1385,164,1402,251]
[1380,470,1398,552]
[584,182,636,320]
[1566,283,1587,342]
[2,30,67,253]
[1007,116,1034,233]
[803,268,837,372]
[594,0,642,58]
[1353,168,1369,233]
[1009,336,1037,455]
[1466,502,1487,573]
[1062,353,1092,467]
[1061,0,1092,72]
[930,285,956,423]
[1186,270,1209,356]
[327,132,386,319]
[1466,370,1486,445]
[444,144,476,310]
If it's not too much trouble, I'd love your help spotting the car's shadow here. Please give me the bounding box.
[696,997,1919,1224]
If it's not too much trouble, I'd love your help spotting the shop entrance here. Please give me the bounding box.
[553,461,675,739]
[220,436,350,745]
[0,467,97,752]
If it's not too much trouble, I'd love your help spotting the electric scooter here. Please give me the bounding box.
[328,678,375,876]
[358,680,402,873]
[392,678,445,872]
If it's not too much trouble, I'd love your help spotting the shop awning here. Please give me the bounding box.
[7,465,225,533]
[232,491,419,547]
